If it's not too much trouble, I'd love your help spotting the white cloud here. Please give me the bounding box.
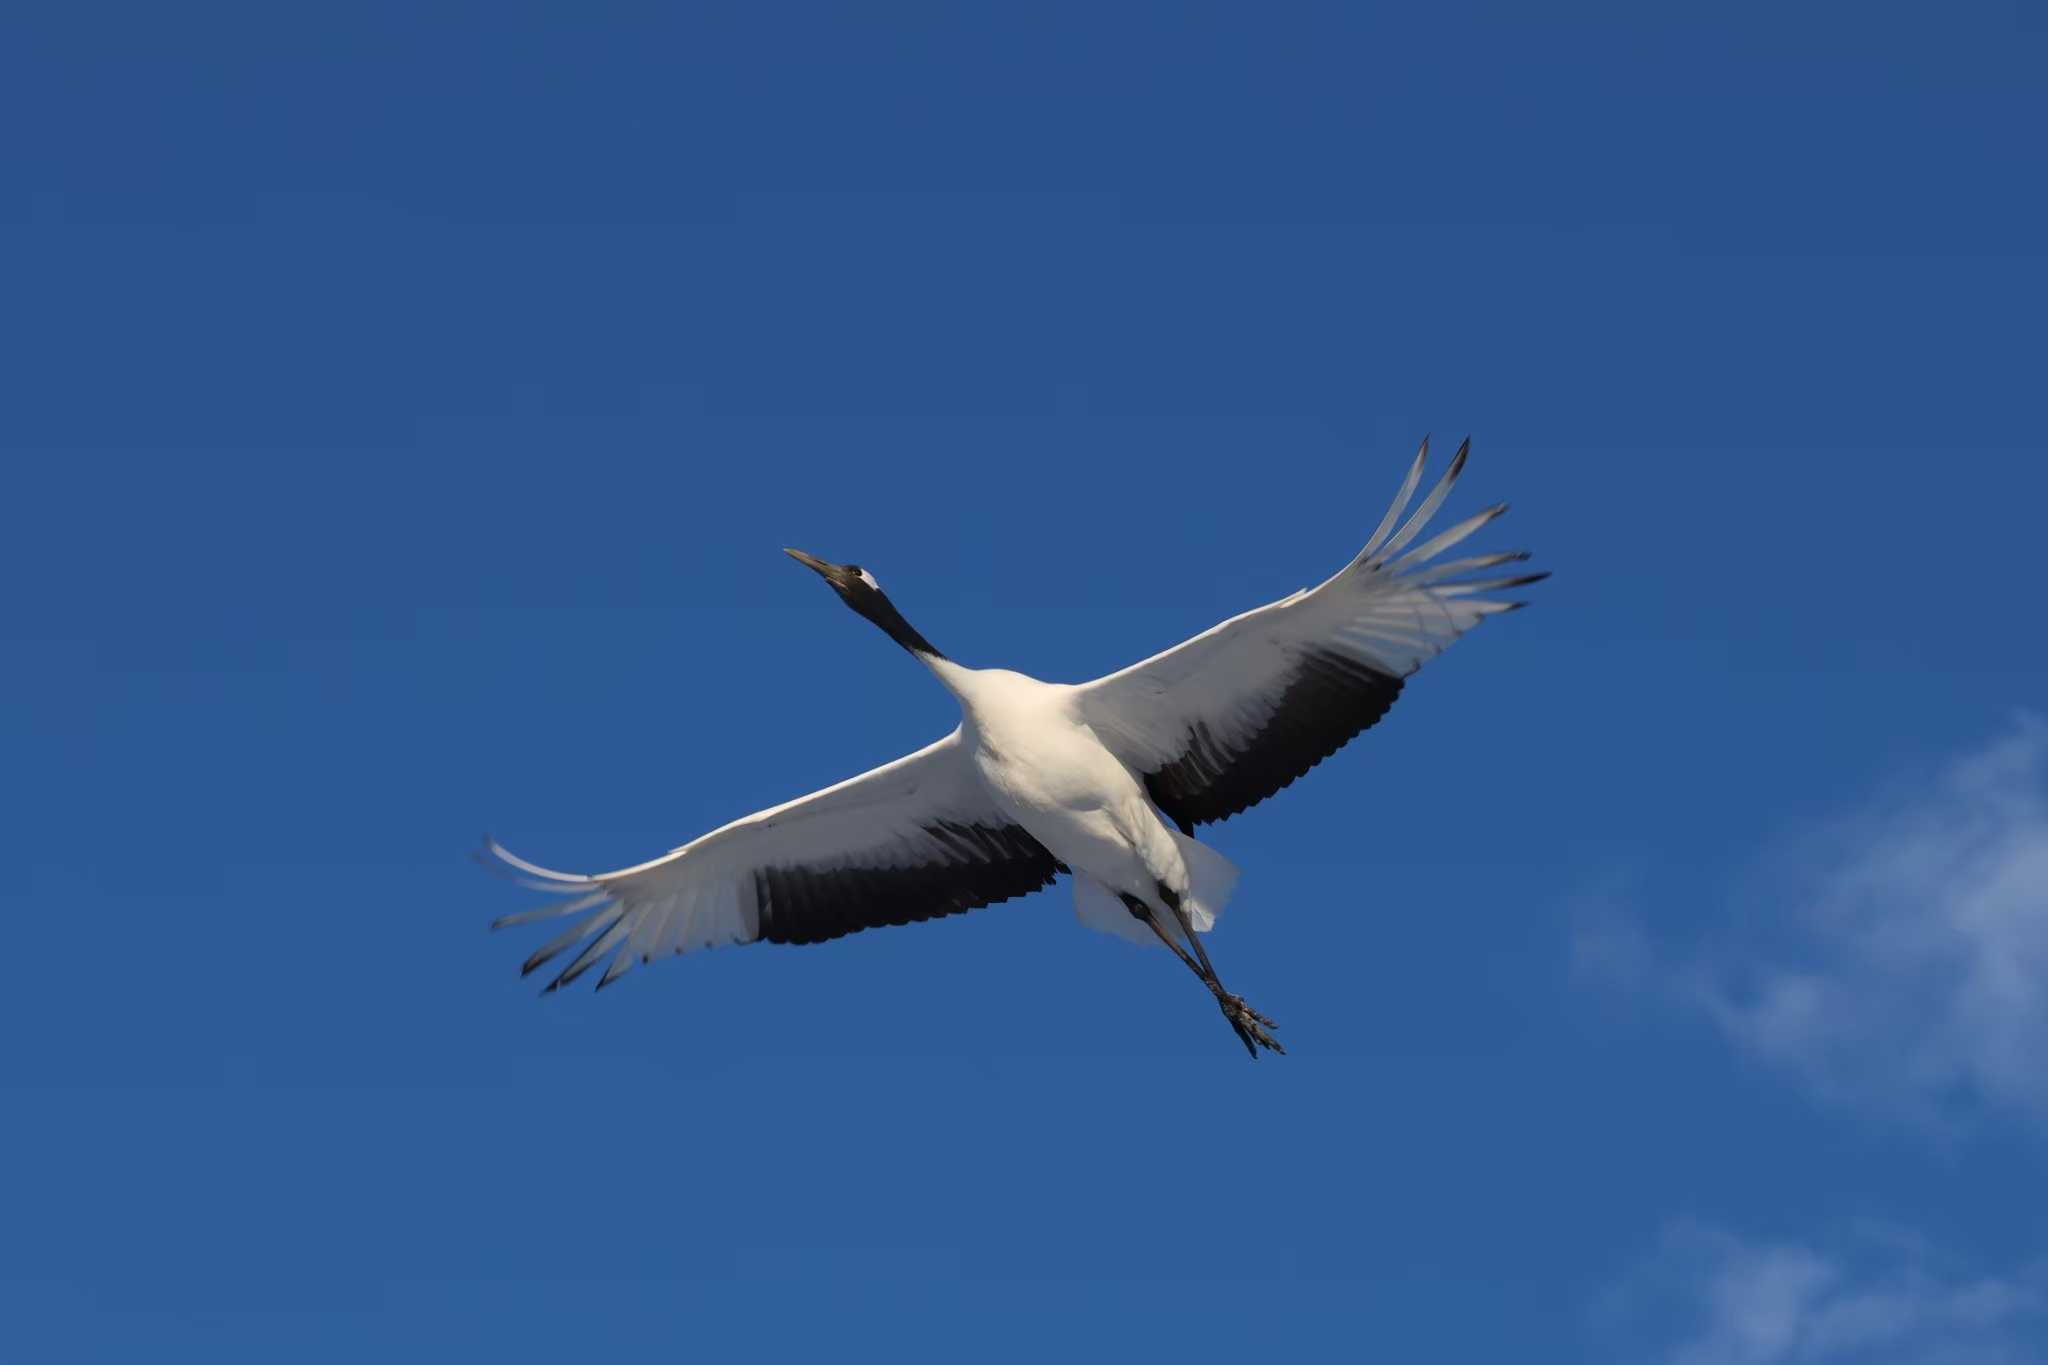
[1585,715,2048,1129]
[1602,1222,2046,1365]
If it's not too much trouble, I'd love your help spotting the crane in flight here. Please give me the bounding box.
[485,438,1544,1056]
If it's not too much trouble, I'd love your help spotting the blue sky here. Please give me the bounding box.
[5,3,2045,1361]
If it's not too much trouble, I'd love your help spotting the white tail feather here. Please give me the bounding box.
[1073,877,1156,945]
[1170,830,1238,933]
[1071,833,1238,947]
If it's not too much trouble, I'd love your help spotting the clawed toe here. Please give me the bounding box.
[1216,992,1285,1058]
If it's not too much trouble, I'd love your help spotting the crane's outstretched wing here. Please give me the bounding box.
[1075,439,1544,833]
[484,731,1061,991]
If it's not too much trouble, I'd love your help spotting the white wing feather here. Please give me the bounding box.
[485,730,1058,990]
[1076,438,1543,825]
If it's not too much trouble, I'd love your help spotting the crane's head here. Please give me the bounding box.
[783,548,884,600]
[784,548,945,660]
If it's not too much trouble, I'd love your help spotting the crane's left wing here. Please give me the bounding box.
[1075,439,1544,832]
[484,729,1062,992]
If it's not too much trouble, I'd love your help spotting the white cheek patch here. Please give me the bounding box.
[857,569,881,591]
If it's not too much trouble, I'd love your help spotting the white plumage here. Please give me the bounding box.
[485,437,1543,1054]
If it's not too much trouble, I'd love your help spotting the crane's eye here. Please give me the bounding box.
[854,568,881,591]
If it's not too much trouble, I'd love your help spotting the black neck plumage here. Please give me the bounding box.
[855,593,946,661]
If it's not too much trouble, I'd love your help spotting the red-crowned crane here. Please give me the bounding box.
[485,439,1544,1056]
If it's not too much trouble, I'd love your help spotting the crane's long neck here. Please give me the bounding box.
[848,588,986,710]
[858,591,946,664]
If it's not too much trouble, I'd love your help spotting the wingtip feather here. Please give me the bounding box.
[1357,437,1431,562]
[481,837,593,886]
[1374,441,1476,565]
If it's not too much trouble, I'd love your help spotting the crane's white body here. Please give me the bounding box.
[488,439,1541,996]
[932,659,1237,942]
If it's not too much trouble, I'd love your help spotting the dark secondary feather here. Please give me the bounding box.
[753,820,1063,946]
[1142,647,1405,833]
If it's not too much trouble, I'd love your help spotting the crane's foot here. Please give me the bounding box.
[1215,989,1284,1058]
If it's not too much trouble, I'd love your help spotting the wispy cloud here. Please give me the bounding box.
[1599,1222,2046,1365]
[1580,716,2048,1129]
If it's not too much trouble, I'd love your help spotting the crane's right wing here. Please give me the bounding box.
[484,729,1062,991]
[1076,439,1544,832]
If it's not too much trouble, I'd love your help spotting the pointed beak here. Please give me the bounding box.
[783,547,833,577]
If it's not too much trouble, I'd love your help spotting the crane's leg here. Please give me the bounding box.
[1119,890,1284,1058]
